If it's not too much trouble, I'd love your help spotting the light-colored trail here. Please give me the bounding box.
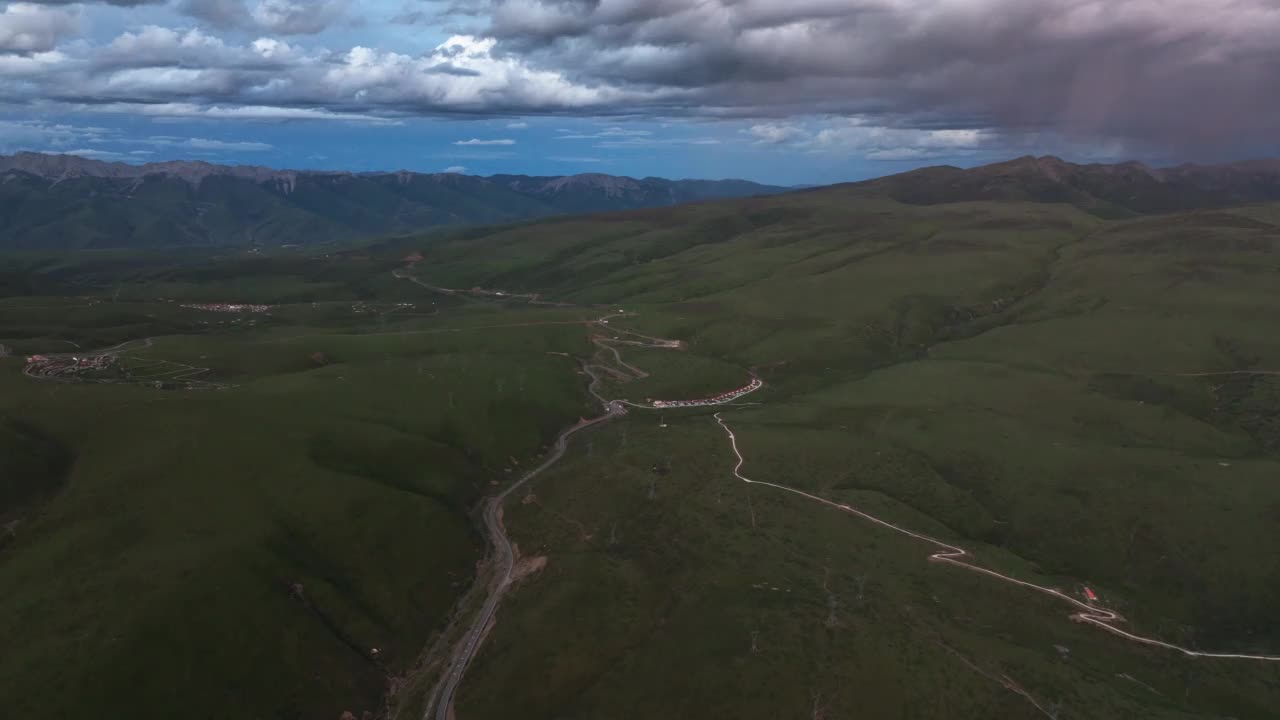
[422,315,650,720]
[393,268,577,307]
[713,412,1280,662]
[1172,370,1280,377]
[937,641,1060,719]
[412,293,772,719]
[427,394,625,720]
[419,300,769,719]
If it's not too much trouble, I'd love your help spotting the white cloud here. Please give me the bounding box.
[548,156,605,163]
[434,0,1280,152]
[312,34,647,113]
[0,49,66,77]
[3,30,636,123]
[863,148,953,161]
[745,123,803,145]
[0,120,116,151]
[100,26,298,69]
[81,102,399,124]
[146,135,274,151]
[0,0,1274,160]
[180,0,349,35]
[442,165,467,173]
[250,0,348,35]
[557,126,652,140]
[592,135,721,149]
[454,138,515,145]
[62,148,132,160]
[809,119,987,157]
[0,3,79,54]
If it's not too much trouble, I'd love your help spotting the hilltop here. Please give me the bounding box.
[854,154,1280,216]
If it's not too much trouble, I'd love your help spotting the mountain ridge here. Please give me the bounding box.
[0,152,789,250]
[855,154,1280,216]
[8,151,1280,250]
[0,151,775,191]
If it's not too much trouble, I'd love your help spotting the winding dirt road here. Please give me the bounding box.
[713,412,1280,662]
[422,320,644,720]
[428,395,626,720]
[392,268,575,307]
[419,301,759,719]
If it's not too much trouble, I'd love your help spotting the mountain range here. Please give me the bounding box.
[5,152,1280,250]
[0,152,787,250]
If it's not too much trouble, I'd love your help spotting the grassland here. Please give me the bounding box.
[0,259,604,719]
[386,190,1280,719]
[5,183,1280,719]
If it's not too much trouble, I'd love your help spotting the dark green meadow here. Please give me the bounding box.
[391,190,1280,719]
[5,182,1280,719]
[0,261,601,719]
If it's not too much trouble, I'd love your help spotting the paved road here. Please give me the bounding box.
[713,412,1280,662]
[393,268,576,307]
[429,404,625,719]
[393,269,460,296]
[398,279,767,718]
[425,310,725,720]
[428,365,627,720]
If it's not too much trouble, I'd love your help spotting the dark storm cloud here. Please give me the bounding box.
[179,0,350,35]
[447,0,1280,151]
[24,0,164,5]
[0,3,79,54]
[4,0,1279,156]
[179,0,247,28]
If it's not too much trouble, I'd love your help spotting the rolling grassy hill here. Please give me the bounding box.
[3,164,1280,719]
[383,184,1280,719]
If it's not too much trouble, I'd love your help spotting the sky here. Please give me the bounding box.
[1,0,1278,185]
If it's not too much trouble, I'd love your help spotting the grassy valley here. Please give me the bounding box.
[4,161,1280,719]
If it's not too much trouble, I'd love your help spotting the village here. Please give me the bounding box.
[23,354,116,380]
[180,302,273,313]
[350,300,417,315]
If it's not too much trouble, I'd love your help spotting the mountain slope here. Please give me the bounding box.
[853,155,1280,217]
[0,153,787,250]
[6,177,1280,720]
[377,186,1280,720]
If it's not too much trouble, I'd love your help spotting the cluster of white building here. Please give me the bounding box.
[24,354,115,379]
[181,303,272,313]
[650,377,763,408]
[351,301,416,314]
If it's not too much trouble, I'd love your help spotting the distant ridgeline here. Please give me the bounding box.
[847,154,1280,218]
[5,151,1280,250]
[0,152,788,250]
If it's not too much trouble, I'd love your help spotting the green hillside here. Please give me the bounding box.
[387,189,1280,719]
[3,174,1280,719]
